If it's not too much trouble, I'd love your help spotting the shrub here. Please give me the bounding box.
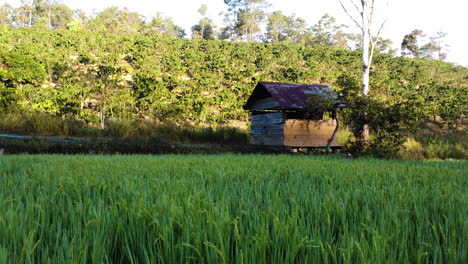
[343,96,424,158]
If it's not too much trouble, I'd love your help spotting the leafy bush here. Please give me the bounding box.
[343,96,424,158]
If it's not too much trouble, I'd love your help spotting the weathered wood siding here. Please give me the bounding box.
[249,98,281,111]
[249,113,338,147]
[250,135,284,146]
[250,112,284,146]
[251,112,284,121]
[284,119,337,147]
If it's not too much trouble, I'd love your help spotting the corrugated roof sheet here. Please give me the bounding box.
[243,82,337,111]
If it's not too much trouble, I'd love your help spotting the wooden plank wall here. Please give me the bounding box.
[249,113,338,147]
[249,98,281,111]
[284,119,338,147]
[251,112,284,121]
[250,112,284,146]
[250,135,284,146]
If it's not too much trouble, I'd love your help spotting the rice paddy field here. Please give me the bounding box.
[0,155,466,263]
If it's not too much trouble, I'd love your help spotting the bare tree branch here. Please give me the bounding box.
[368,8,387,83]
[368,0,374,25]
[351,0,362,15]
[339,0,363,30]
[375,17,387,39]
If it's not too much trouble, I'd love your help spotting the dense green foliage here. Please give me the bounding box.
[341,96,423,157]
[0,26,466,127]
[0,155,466,263]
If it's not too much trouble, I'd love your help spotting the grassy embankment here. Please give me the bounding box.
[0,155,466,263]
[1,112,466,159]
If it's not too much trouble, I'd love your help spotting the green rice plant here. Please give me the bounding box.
[0,155,466,263]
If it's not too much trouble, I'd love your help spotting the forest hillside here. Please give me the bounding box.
[1,27,466,126]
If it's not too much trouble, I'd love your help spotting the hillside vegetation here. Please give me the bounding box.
[1,26,466,126]
[0,26,467,158]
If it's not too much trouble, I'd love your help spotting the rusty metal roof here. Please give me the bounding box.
[243,82,337,111]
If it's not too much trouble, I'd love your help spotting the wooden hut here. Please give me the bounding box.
[243,82,342,148]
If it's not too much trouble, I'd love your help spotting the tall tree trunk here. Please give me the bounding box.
[28,8,32,26]
[340,0,387,150]
[327,111,340,153]
[100,106,105,129]
[361,0,370,96]
[361,0,371,146]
